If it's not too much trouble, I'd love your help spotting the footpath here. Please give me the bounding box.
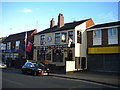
[50,70,120,88]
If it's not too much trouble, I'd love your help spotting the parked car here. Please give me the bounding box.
[0,61,7,69]
[21,62,49,76]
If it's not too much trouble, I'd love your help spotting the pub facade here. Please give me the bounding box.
[34,14,94,72]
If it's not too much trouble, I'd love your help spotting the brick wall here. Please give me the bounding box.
[87,27,120,47]
[87,31,93,47]
[86,19,95,28]
[102,29,108,46]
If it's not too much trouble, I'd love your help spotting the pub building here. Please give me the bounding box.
[34,13,94,72]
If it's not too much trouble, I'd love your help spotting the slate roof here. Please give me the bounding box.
[87,21,120,30]
[3,30,35,42]
[36,18,91,35]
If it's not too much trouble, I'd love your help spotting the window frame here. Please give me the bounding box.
[93,30,102,45]
[108,28,118,44]
[55,33,61,44]
[40,35,45,45]
[68,31,73,39]
[61,32,67,42]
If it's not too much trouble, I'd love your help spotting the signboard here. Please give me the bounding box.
[88,46,120,54]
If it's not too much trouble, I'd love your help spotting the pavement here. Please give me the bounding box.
[4,68,120,88]
[50,70,120,88]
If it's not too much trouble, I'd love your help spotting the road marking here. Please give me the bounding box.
[52,76,119,88]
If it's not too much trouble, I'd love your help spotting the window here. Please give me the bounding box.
[55,33,60,44]
[77,31,82,44]
[68,31,73,39]
[93,30,102,45]
[16,41,20,49]
[61,33,67,42]
[7,42,11,50]
[108,28,118,44]
[40,35,45,45]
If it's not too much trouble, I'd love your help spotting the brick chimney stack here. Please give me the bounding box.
[58,13,64,27]
[50,18,55,28]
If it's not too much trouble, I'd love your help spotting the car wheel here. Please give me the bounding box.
[33,71,37,76]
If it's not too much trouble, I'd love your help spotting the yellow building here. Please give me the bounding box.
[34,14,94,72]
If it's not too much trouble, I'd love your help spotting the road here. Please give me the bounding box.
[1,68,118,89]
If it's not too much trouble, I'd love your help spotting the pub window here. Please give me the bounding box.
[68,31,73,39]
[61,33,67,42]
[77,31,82,44]
[40,35,45,45]
[55,33,60,44]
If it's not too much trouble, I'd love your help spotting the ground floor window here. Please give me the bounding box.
[53,49,63,62]
[46,52,51,60]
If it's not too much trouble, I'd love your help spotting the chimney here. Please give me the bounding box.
[58,13,64,27]
[50,18,55,28]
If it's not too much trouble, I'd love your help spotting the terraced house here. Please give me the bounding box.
[87,21,120,72]
[34,13,94,72]
[3,29,37,68]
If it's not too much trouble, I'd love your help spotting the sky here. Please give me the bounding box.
[0,1,119,37]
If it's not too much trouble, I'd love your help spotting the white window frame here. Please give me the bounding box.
[7,42,11,50]
[93,30,102,45]
[108,28,118,44]
[16,41,20,49]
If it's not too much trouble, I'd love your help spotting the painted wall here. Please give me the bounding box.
[75,22,87,57]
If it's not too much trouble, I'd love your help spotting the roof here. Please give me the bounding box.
[3,30,36,42]
[36,18,91,35]
[87,21,120,30]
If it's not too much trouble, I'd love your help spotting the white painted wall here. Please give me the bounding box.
[75,22,87,57]
[34,35,40,46]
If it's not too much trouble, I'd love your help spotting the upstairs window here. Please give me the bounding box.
[55,33,60,44]
[40,35,45,45]
[108,28,118,44]
[16,41,20,49]
[77,31,82,44]
[61,33,67,42]
[93,30,102,45]
[7,42,11,50]
[68,31,73,39]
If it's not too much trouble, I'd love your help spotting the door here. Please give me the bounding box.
[81,57,87,70]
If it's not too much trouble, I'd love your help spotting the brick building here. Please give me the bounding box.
[3,29,37,67]
[87,21,120,72]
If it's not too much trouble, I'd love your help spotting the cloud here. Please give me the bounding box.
[97,11,118,21]
[20,8,32,13]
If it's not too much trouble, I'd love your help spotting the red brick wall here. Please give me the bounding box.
[102,29,108,46]
[87,27,120,48]
[86,19,95,28]
[87,31,93,47]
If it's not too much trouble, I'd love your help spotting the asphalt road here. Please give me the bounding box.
[1,68,118,89]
